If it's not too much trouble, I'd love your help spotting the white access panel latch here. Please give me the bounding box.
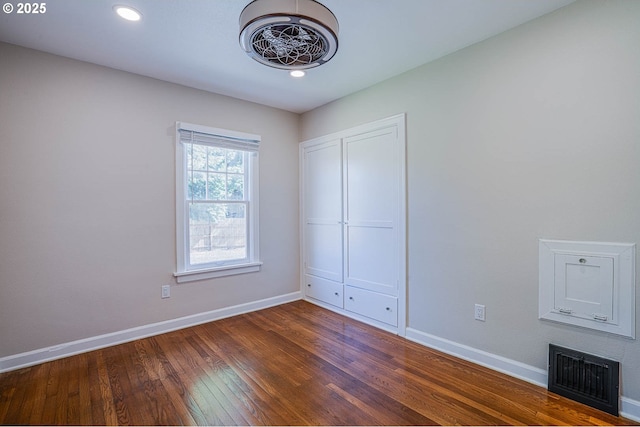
[539,239,636,338]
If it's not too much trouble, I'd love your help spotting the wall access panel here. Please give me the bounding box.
[539,239,636,338]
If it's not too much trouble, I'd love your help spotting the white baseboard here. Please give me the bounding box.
[405,327,548,386]
[405,327,640,423]
[0,291,302,373]
[621,397,640,423]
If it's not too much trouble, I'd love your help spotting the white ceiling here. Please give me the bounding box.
[0,0,574,113]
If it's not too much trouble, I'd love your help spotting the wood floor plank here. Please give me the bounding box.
[75,353,94,425]
[234,326,383,425]
[203,319,317,425]
[144,336,207,425]
[147,335,213,425]
[395,355,542,424]
[153,331,238,426]
[22,363,50,425]
[0,300,637,426]
[189,324,299,426]
[67,358,79,424]
[103,344,138,425]
[0,368,26,425]
[183,332,262,424]
[86,352,104,425]
[94,349,118,425]
[314,348,438,425]
[183,331,266,422]
[123,338,185,426]
[0,382,16,423]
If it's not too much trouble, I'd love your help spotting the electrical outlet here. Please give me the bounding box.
[474,304,486,321]
[161,285,171,299]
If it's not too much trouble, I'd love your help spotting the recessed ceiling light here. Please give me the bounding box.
[113,5,142,22]
[290,70,306,78]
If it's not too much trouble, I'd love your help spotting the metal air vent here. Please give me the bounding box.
[239,0,339,71]
[548,344,620,416]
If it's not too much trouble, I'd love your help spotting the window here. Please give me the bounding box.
[174,122,261,283]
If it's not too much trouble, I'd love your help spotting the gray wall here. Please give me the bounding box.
[0,42,300,357]
[300,1,640,399]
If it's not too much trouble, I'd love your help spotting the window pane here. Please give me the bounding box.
[208,147,226,171]
[227,150,244,173]
[227,174,244,200]
[207,173,226,200]
[191,144,207,171]
[189,172,206,200]
[189,203,247,265]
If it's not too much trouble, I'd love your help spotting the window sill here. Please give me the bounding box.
[174,262,262,283]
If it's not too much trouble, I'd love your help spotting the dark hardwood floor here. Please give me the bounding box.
[0,300,636,425]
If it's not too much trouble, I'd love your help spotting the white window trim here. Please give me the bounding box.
[174,121,261,283]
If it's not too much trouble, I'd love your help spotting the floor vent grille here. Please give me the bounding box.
[548,344,619,416]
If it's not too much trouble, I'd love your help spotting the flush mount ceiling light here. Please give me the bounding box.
[239,0,339,71]
[113,5,142,21]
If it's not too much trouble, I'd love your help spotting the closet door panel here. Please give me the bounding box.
[306,222,343,282]
[303,139,343,282]
[346,223,397,295]
[345,128,397,222]
[305,140,342,220]
[344,127,399,295]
